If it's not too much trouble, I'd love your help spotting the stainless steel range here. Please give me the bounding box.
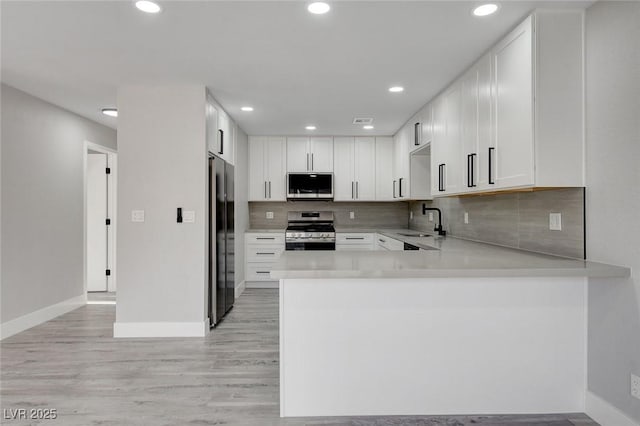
[285,211,336,251]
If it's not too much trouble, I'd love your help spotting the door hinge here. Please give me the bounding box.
[106,167,111,174]
[106,218,111,225]
[106,269,111,276]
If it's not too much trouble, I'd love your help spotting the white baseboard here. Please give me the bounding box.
[235,280,246,298]
[1,294,86,340]
[246,281,278,289]
[586,391,640,426]
[113,320,208,338]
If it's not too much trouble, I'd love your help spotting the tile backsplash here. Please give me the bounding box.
[409,188,585,259]
[249,201,409,229]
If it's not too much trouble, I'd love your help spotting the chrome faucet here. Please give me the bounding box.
[422,205,447,236]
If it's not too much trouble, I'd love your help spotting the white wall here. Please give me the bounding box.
[234,126,249,293]
[1,84,117,324]
[585,1,640,423]
[114,85,208,337]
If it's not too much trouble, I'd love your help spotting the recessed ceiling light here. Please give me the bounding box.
[363,125,374,130]
[101,108,118,117]
[135,0,162,14]
[305,125,317,130]
[388,86,404,93]
[473,3,499,17]
[308,2,330,15]
[241,106,254,112]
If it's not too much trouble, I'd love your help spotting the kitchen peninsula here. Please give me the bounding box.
[272,232,630,417]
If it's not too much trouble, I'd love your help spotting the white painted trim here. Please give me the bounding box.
[235,280,246,298]
[246,281,278,289]
[83,141,118,295]
[586,391,640,426]
[113,320,208,338]
[0,295,86,340]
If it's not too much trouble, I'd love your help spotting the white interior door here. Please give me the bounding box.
[87,153,108,292]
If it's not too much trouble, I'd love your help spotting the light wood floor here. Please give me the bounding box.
[1,289,598,425]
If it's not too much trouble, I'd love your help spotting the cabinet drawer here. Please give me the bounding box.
[247,245,284,262]
[376,235,404,251]
[246,263,277,281]
[336,244,374,251]
[245,233,285,245]
[336,233,374,244]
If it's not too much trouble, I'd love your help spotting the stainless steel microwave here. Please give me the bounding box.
[287,173,333,200]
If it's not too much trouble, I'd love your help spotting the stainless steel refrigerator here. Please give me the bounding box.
[208,155,234,327]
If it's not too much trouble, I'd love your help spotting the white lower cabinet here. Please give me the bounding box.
[375,234,404,251]
[245,232,285,288]
[336,233,375,251]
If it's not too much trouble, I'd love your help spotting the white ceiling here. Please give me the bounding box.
[1,1,591,136]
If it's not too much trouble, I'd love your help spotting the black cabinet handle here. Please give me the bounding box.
[269,181,271,198]
[256,271,270,274]
[414,122,421,146]
[467,154,477,188]
[356,181,359,199]
[345,237,365,240]
[438,164,445,192]
[256,252,275,255]
[218,129,224,155]
[488,147,495,185]
[352,181,354,199]
[399,178,404,198]
[393,180,397,198]
[256,237,275,240]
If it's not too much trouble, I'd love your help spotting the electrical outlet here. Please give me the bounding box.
[464,212,469,224]
[349,211,355,220]
[549,213,562,231]
[266,211,274,219]
[632,374,640,400]
[428,212,434,222]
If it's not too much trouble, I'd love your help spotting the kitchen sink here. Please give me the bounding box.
[397,233,433,238]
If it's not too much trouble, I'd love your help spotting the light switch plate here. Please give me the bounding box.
[131,210,145,223]
[428,212,434,222]
[183,211,195,223]
[464,212,469,224]
[350,211,355,219]
[266,211,274,219]
[549,213,562,231]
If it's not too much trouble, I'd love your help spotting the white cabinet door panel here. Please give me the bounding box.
[354,137,376,201]
[375,137,394,201]
[266,137,286,201]
[333,137,355,201]
[493,16,534,189]
[248,136,267,201]
[287,137,310,172]
[310,137,334,172]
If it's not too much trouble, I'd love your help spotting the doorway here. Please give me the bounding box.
[84,142,117,299]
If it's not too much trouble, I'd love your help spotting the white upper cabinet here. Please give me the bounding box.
[354,137,376,200]
[428,11,584,197]
[206,94,235,165]
[393,124,411,199]
[334,137,376,201]
[286,137,334,173]
[492,16,534,189]
[420,104,433,147]
[206,99,219,156]
[333,137,355,201]
[375,137,394,201]
[286,137,309,172]
[249,136,286,201]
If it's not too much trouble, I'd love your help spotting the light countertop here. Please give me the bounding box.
[271,229,630,279]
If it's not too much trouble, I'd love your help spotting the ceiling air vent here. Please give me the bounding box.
[352,117,373,125]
